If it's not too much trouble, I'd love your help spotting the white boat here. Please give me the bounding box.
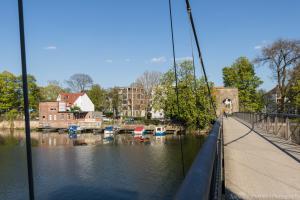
[154,126,166,140]
[154,127,166,136]
[104,126,114,139]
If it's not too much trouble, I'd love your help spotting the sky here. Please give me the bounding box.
[0,0,300,90]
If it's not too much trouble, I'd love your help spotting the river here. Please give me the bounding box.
[0,130,205,200]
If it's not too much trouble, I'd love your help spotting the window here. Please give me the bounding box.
[54,115,57,120]
[49,115,52,120]
[60,114,64,120]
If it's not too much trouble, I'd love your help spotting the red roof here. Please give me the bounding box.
[59,93,85,105]
[134,126,144,131]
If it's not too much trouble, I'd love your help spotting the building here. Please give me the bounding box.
[39,92,101,128]
[264,85,296,113]
[150,108,164,119]
[118,87,148,117]
[149,86,164,119]
[57,92,94,112]
[214,87,239,116]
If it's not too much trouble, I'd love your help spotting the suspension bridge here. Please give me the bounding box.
[14,0,300,199]
[176,113,300,200]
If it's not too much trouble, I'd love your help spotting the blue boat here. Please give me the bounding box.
[154,127,166,136]
[104,126,114,139]
[68,125,81,139]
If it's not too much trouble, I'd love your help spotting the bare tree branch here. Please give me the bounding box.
[255,39,300,112]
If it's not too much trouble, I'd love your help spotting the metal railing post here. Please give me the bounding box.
[286,117,291,141]
[267,115,270,133]
[275,115,278,135]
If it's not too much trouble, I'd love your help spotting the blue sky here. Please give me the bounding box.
[0,0,300,90]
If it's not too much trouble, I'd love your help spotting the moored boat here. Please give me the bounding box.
[68,125,81,139]
[133,126,146,139]
[154,127,166,136]
[104,126,114,139]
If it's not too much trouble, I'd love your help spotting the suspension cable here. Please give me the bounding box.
[187,19,204,128]
[185,0,217,117]
[17,1,35,199]
[168,0,185,177]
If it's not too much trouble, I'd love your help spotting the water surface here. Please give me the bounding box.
[0,131,204,200]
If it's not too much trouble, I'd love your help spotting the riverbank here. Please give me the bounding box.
[0,120,39,129]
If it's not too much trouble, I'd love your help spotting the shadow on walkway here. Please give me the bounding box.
[233,117,300,164]
[224,129,252,146]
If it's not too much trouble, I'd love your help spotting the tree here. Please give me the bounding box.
[135,71,161,94]
[70,105,81,113]
[255,39,300,112]
[17,74,42,113]
[134,71,162,118]
[223,57,263,112]
[0,71,19,114]
[40,80,65,101]
[107,87,121,117]
[287,64,300,113]
[152,60,215,129]
[87,84,107,111]
[66,73,93,92]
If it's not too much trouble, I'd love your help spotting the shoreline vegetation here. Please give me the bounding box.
[0,60,216,135]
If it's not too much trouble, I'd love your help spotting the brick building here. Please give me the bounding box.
[118,87,148,117]
[39,93,101,128]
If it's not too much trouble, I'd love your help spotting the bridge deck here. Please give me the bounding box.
[224,117,300,200]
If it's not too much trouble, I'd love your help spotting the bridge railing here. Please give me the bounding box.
[233,112,300,145]
[175,118,224,200]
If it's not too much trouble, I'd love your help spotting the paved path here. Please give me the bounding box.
[223,117,300,200]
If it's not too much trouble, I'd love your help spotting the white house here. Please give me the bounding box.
[151,108,164,119]
[57,92,95,112]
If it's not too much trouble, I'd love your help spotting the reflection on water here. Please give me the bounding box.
[0,130,205,200]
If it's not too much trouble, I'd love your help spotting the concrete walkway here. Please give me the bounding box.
[224,117,300,200]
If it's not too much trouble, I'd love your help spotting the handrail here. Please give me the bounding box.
[234,112,300,118]
[233,112,300,144]
[175,118,223,200]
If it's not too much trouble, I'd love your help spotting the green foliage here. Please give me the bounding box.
[222,57,263,112]
[152,60,215,129]
[40,81,65,101]
[107,87,121,117]
[0,71,42,119]
[87,84,107,111]
[17,74,42,112]
[287,64,300,113]
[70,105,81,113]
[0,71,19,114]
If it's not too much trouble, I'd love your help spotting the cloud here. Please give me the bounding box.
[254,45,262,50]
[44,46,57,50]
[175,56,193,61]
[150,56,167,64]
[254,40,268,50]
[125,58,131,62]
[105,59,113,63]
